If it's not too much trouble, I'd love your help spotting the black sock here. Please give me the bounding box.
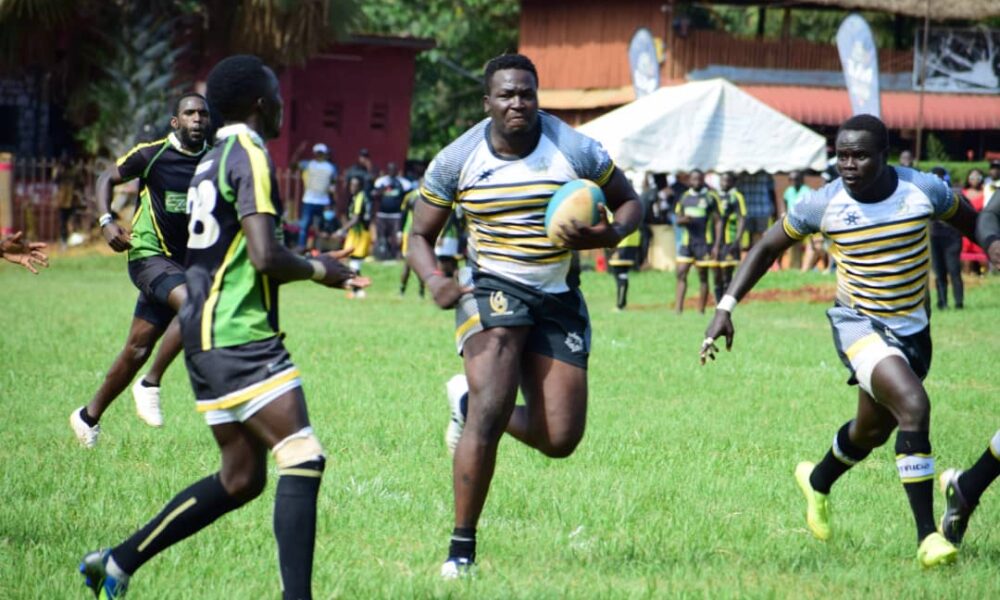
[615,271,628,309]
[958,433,1000,506]
[448,527,476,562]
[713,279,724,304]
[111,473,244,574]
[809,421,871,494]
[275,458,325,600]
[140,379,158,388]
[79,407,99,427]
[459,393,468,420]
[895,430,936,542]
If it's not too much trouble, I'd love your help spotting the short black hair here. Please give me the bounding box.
[838,114,889,152]
[483,53,538,94]
[173,92,206,116]
[206,55,272,122]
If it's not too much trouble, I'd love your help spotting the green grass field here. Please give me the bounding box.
[2,254,999,598]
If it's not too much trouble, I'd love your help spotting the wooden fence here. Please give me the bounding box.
[11,157,308,243]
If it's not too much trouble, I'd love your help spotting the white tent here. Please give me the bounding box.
[576,79,828,174]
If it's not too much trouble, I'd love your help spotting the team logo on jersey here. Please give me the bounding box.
[845,211,860,226]
[564,332,584,353]
[475,168,494,183]
[489,290,512,316]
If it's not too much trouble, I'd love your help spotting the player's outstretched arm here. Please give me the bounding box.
[975,190,1000,269]
[559,168,642,250]
[95,166,132,252]
[944,195,979,245]
[0,231,48,274]
[701,223,797,363]
[242,213,367,289]
[409,198,468,308]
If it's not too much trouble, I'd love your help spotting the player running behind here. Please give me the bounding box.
[675,169,722,314]
[713,172,746,303]
[336,175,372,298]
[70,94,209,447]
[700,114,979,568]
[78,54,368,599]
[938,185,1000,546]
[608,211,641,311]
[399,181,425,297]
[408,53,642,577]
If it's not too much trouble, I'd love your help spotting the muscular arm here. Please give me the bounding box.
[603,168,642,241]
[242,213,360,289]
[95,165,124,217]
[724,223,798,300]
[944,195,979,243]
[243,214,315,282]
[96,165,132,251]
[976,189,1000,268]
[408,198,464,307]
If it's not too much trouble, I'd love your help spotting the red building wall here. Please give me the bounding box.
[268,39,428,173]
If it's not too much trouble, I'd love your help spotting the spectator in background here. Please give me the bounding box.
[292,142,338,250]
[640,173,669,266]
[929,166,963,309]
[53,156,80,249]
[736,170,778,249]
[961,168,988,276]
[337,175,372,299]
[984,159,1000,189]
[399,181,424,297]
[373,161,409,260]
[714,172,746,301]
[782,170,811,270]
[899,149,914,169]
[343,148,374,193]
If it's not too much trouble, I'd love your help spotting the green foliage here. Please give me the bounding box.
[697,5,911,48]
[2,258,1000,596]
[931,161,991,187]
[925,132,951,164]
[68,12,187,158]
[356,0,520,160]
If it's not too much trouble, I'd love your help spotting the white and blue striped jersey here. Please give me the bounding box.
[420,112,614,293]
[783,167,958,335]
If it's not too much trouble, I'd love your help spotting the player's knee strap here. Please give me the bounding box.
[850,340,905,396]
[272,427,325,470]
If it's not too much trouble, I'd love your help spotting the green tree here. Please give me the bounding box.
[357,0,520,160]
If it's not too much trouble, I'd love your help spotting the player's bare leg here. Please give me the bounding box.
[675,262,691,314]
[506,352,586,458]
[80,317,164,426]
[696,266,709,313]
[141,285,188,386]
[446,326,528,573]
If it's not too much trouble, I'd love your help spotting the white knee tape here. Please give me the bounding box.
[272,426,325,469]
[852,343,906,396]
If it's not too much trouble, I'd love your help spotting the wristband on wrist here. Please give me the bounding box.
[308,259,326,282]
[99,213,114,227]
[717,294,737,313]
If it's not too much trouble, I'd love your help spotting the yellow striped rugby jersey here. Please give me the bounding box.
[420,112,614,293]
[783,167,958,335]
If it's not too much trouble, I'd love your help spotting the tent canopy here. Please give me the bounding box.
[577,79,829,174]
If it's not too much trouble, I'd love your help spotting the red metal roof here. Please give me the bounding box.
[740,85,1000,131]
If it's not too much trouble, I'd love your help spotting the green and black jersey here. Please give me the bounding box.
[117,133,207,262]
[717,188,747,244]
[180,123,283,354]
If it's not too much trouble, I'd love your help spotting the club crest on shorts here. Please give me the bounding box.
[489,290,512,316]
[564,331,584,353]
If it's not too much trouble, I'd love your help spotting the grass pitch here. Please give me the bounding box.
[2,254,999,598]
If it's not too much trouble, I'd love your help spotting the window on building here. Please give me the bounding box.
[369,102,388,131]
[323,102,342,132]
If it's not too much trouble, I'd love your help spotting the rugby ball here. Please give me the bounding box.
[545,179,603,247]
